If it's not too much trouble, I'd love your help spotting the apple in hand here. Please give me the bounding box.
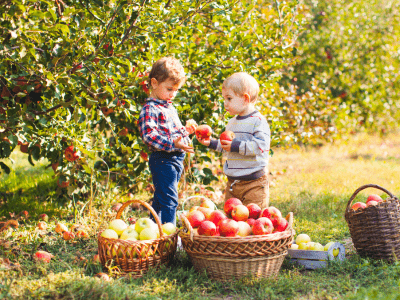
[198,220,217,236]
[252,217,273,235]
[186,210,206,228]
[367,194,383,204]
[261,206,282,226]
[351,202,367,211]
[195,125,212,140]
[246,203,261,219]
[231,204,249,222]
[134,218,156,234]
[224,198,242,217]
[208,210,227,227]
[219,219,239,237]
[108,219,128,236]
[220,130,235,143]
[237,221,252,237]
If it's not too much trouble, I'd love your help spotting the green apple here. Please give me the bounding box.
[324,242,335,251]
[135,218,156,234]
[298,242,309,250]
[108,219,128,236]
[139,227,158,240]
[295,233,311,245]
[307,242,316,250]
[290,244,299,250]
[120,228,139,240]
[313,243,324,251]
[101,229,119,239]
[332,249,339,257]
[162,222,176,235]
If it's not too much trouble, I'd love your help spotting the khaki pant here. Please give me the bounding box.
[224,175,269,209]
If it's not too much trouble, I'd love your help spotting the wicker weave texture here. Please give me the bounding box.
[97,199,178,277]
[344,184,400,261]
[189,251,287,281]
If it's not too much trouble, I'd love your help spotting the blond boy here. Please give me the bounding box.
[198,72,270,209]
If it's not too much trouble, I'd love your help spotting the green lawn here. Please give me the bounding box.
[1,133,400,299]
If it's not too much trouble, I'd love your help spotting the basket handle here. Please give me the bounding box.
[180,213,195,242]
[180,195,217,213]
[115,199,164,238]
[285,212,293,230]
[345,184,394,213]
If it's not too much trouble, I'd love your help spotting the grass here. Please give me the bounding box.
[2,133,400,299]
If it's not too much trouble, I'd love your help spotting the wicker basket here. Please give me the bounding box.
[97,199,178,277]
[179,212,294,281]
[344,184,400,261]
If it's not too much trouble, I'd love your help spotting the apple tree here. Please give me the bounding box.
[0,0,312,201]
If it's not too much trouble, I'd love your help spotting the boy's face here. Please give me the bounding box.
[150,78,182,102]
[222,88,249,116]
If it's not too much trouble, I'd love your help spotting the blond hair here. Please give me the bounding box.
[148,57,186,85]
[222,72,259,103]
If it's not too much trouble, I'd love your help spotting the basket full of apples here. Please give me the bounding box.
[344,184,400,261]
[97,199,178,277]
[179,197,295,281]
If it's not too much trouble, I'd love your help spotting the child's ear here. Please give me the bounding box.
[243,93,251,103]
[150,78,158,88]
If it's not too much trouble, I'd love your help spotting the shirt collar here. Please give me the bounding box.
[146,97,172,105]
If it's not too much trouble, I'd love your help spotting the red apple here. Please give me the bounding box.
[76,230,89,238]
[246,203,262,219]
[200,199,215,210]
[274,217,288,232]
[39,213,49,222]
[197,207,213,220]
[367,194,383,204]
[20,142,29,153]
[220,130,235,143]
[93,254,101,263]
[34,251,54,263]
[252,217,273,235]
[37,222,47,230]
[237,221,252,237]
[367,200,379,207]
[261,206,282,226]
[51,163,59,172]
[195,125,212,140]
[247,218,257,227]
[208,210,227,227]
[63,231,75,240]
[224,198,242,217]
[198,220,217,236]
[351,202,367,211]
[231,204,249,222]
[219,219,239,237]
[186,210,206,228]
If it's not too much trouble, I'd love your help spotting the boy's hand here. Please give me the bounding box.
[185,119,197,135]
[221,140,232,152]
[197,137,210,147]
[174,136,194,153]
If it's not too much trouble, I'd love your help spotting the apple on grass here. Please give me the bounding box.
[37,222,47,230]
[237,221,252,237]
[55,223,68,234]
[63,231,75,241]
[246,203,261,219]
[224,198,242,217]
[208,210,227,227]
[231,204,249,222]
[34,251,54,263]
[198,220,217,236]
[39,214,49,222]
[261,206,282,226]
[219,219,239,237]
[252,217,273,235]
[351,202,367,211]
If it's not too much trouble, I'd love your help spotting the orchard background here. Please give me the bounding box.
[1,0,400,299]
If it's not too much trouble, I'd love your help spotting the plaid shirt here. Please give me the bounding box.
[139,98,190,152]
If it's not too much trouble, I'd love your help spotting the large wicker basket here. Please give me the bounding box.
[179,212,294,281]
[97,199,178,277]
[344,184,400,261]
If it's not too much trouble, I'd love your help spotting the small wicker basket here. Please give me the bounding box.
[344,184,400,261]
[97,199,178,277]
[179,212,294,281]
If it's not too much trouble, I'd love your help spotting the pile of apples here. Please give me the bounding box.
[184,198,289,237]
[100,218,176,241]
[351,194,384,211]
[291,233,340,256]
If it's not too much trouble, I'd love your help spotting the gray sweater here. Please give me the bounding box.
[209,110,270,181]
